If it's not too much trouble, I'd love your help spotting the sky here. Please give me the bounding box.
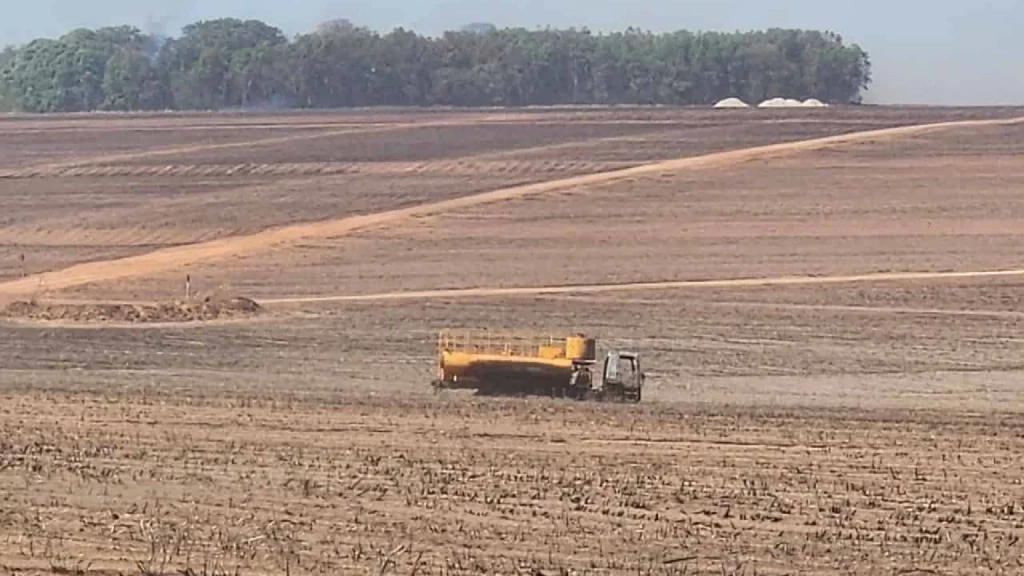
[2,0,1021,105]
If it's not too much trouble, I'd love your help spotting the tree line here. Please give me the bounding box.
[0,19,871,113]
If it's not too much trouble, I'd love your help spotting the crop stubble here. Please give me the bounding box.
[3,106,1024,575]
[0,392,1023,575]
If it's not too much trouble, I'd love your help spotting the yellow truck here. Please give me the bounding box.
[430,329,643,402]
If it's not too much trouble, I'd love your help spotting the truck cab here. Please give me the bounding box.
[602,351,643,402]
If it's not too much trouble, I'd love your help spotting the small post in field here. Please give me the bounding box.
[18,253,25,277]
[185,274,192,301]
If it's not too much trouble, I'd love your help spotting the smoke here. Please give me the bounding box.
[141,12,176,61]
[140,0,198,56]
[220,93,300,113]
[244,93,299,111]
[461,22,497,34]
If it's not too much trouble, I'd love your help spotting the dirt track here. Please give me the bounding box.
[3,115,1021,299]
[0,159,632,179]
[259,267,1024,304]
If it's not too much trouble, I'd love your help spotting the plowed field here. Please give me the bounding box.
[2,105,1024,575]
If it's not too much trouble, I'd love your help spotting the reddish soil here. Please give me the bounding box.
[2,106,1024,575]
[62,121,1024,303]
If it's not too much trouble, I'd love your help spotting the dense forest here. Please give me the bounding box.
[0,19,871,113]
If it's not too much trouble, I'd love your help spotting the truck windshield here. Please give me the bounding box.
[620,357,636,378]
[606,355,636,381]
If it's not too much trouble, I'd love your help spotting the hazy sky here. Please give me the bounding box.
[3,0,1021,105]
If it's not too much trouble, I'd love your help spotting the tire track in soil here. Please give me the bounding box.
[0,114,531,178]
[1,115,1021,298]
[714,301,1024,319]
[259,268,1024,305]
[0,118,920,181]
[0,119,734,180]
[0,159,634,180]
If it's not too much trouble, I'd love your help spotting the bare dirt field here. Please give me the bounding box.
[2,105,1024,575]
[47,119,1024,301]
[3,392,1024,576]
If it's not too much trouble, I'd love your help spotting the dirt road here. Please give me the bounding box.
[2,115,1020,298]
[260,267,1024,304]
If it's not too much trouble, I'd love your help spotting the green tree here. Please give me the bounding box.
[0,46,16,111]
[291,21,378,107]
[101,45,168,110]
[1,26,158,112]
[0,20,873,112]
[158,18,288,109]
[3,38,74,112]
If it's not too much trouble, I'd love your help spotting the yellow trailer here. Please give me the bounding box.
[431,329,643,402]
